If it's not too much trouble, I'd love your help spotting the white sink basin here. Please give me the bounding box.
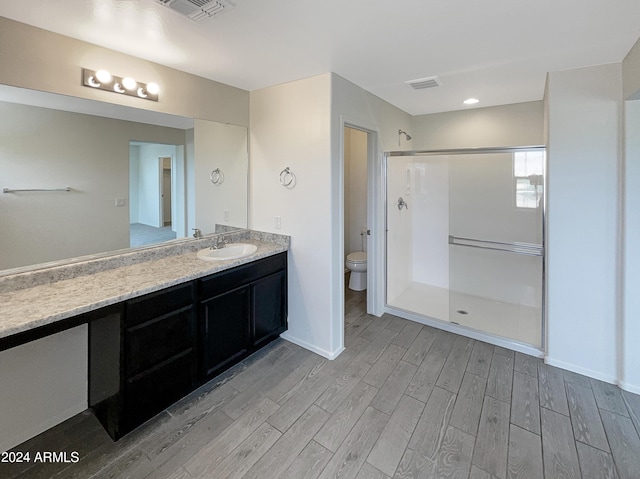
[197,243,258,261]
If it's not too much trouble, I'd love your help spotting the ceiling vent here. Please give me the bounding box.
[406,76,442,90]
[156,0,233,21]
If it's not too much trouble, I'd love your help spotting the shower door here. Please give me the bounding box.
[386,154,452,321]
[385,149,544,349]
[447,149,544,347]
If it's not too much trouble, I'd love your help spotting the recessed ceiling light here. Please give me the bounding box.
[463,98,479,105]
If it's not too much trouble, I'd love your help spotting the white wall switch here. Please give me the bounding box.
[275,216,281,229]
[115,198,126,207]
[224,210,230,222]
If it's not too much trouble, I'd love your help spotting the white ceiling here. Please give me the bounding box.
[2,0,640,116]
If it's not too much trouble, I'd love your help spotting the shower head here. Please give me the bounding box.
[398,129,412,145]
[399,129,412,140]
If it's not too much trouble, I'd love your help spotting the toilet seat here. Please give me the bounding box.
[347,252,367,264]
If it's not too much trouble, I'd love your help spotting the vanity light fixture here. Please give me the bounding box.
[86,75,101,88]
[136,81,160,99]
[82,68,159,102]
[463,98,480,105]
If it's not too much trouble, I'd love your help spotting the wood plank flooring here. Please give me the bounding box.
[4,289,640,479]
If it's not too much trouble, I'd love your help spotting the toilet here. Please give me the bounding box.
[346,251,367,291]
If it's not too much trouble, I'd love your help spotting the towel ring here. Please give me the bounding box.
[210,168,224,185]
[279,167,296,187]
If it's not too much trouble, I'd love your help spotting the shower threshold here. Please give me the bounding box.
[387,282,541,348]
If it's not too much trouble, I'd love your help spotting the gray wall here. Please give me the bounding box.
[622,36,640,392]
[0,101,186,270]
[411,101,544,150]
[623,36,640,100]
[0,17,249,126]
[545,63,622,383]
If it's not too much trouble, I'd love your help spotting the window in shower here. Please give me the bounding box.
[385,149,544,349]
[514,150,544,209]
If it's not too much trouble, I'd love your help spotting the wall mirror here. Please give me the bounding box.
[0,84,248,274]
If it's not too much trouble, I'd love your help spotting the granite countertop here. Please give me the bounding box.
[0,232,288,340]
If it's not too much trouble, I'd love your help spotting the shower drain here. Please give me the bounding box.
[456,310,469,315]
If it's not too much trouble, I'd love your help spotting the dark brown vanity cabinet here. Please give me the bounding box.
[251,269,287,349]
[121,283,198,434]
[89,252,287,440]
[199,285,251,378]
[89,283,197,440]
[198,252,288,380]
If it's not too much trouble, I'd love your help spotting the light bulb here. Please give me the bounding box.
[121,77,137,91]
[146,82,159,95]
[95,70,112,83]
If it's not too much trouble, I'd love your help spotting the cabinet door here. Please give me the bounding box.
[200,285,250,378]
[251,270,287,348]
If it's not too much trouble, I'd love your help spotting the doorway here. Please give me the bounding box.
[344,126,369,325]
[129,142,186,247]
[338,121,383,356]
[161,157,173,227]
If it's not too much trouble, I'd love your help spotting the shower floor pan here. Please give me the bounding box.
[388,282,541,348]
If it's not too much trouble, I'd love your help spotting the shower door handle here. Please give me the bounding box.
[397,197,408,210]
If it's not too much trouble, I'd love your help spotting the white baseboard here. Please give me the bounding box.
[544,357,617,384]
[0,401,86,453]
[279,332,345,360]
[618,381,640,395]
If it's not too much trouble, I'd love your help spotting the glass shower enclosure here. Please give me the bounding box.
[385,148,544,349]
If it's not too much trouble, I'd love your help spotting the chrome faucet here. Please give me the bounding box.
[212,234,228,249]
[192,228,203,239]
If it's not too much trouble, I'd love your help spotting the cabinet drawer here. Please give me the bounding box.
[125,282,194,326]
[124,349,196,430]
[124,306,196,377]
[199,252,286,298]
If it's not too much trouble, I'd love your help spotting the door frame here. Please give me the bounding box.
[159,156,173,227]
[337,116,384,352]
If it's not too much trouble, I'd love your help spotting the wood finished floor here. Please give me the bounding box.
[5,289,640,479]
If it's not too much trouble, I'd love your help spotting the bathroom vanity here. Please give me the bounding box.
[0,230,289,442]
[88,252,287,439]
